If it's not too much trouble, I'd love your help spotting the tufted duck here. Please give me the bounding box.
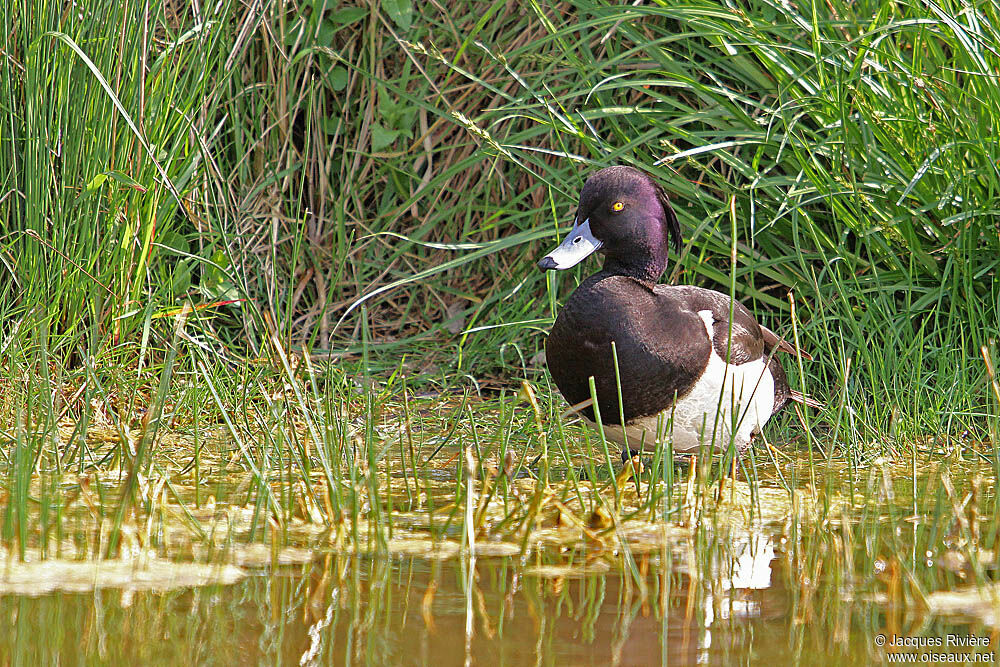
[538,166,819,456]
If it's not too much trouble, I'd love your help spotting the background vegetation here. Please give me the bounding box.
[2,0,998,448]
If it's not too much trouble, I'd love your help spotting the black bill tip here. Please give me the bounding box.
[537,256,558,271]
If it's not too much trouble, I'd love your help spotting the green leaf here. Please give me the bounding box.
[200,249,230,292]
[370,122,400,151]
[331,7,368,25]
[84,170,145,193]
[328,66,348,92]
[85,173,108,192]
[382,0,412,30]
[158,231,190,255]
[170,261,192,296]
[105,170,145,189]
[316,18,337,45]
[321,116,342,135]
[210,249,230,269]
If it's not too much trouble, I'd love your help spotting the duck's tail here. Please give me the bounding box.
[790,390,824,410]
[761,325,821,409]
[761,325,814,360]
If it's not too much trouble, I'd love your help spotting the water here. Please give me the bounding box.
[4,541,997,665]
[2,412,999,664]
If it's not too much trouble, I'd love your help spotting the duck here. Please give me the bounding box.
[538,165,819,457]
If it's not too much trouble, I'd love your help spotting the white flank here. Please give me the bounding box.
[586,310,775,453]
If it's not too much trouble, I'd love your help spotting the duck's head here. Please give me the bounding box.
[537,166,681,282]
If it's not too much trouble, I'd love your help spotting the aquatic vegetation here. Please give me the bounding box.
[0,371,997,662]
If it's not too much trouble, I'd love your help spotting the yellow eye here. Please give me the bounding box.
[611,201,625,212]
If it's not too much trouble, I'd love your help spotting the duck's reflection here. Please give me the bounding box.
[289,530,789,666]
[699,532,777,662]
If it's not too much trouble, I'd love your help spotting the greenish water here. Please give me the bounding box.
[3,539,998,665]
[2,405,1000,665]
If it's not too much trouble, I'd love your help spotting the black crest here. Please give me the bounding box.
[650,179,682,254]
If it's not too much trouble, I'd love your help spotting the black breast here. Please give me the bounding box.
[545,274,711,426]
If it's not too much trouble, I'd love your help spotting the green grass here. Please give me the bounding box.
[2,0,996,452]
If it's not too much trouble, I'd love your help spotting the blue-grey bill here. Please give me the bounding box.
[537,219,602,271]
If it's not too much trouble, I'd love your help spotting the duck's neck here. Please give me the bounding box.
[603,253,667,284]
